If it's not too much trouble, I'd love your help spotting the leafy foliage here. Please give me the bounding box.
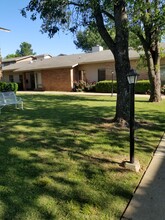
[95,80,117,93]
[74,26,114,52]
[5,54,20,59]
[0,82,18,92]
[128,0,165,45]
[128,0,165,101]
[95,80,151,94]
[16,42,36,56]
[73,80,96,92]
[5,42,36,58]
[21,0,97,37]
[135,80,150,94]
[74,27,141,52]
[74,29,108,52]
[21,0,120,52]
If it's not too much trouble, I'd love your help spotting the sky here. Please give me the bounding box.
[0,0,82,58]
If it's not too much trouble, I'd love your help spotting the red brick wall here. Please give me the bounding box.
[41,68,72,91]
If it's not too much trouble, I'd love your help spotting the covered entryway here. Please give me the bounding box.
[23,72,43,90]
[23,72,35,90]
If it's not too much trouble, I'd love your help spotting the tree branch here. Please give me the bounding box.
[94,4,115,53]
[102,10,115,21]
[68,1,86,7]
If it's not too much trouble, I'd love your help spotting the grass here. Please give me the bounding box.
[0,94,164,220]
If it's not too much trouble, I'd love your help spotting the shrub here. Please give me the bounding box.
[73,80,96,92]
[95,80,117,93]
[0,82,7,92]
[135,80,150,94]
[0,82,18,93]
[95,80,150,94]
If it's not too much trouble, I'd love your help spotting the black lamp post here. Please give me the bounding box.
[111,71,114,97]
[127,69,139,164]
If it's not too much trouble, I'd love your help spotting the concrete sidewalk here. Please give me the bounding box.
[121,133,165,220]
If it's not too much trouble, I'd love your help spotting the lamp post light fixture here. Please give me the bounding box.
[124,69,140,172]
[127,69,139,167]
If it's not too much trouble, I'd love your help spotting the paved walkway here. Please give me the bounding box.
[121,133,165,220]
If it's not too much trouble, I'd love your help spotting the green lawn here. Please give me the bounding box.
[0,94,164,220]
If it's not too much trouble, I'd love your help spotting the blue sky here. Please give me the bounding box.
[0,0,82,58]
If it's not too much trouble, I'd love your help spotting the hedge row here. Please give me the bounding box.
[0,82,18,93]
[95,80,150,94]
[135,80,150,94]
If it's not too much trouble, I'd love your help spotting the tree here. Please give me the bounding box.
[128,0,165,102]
[74,27,140,52]
[5,54,19,59]
[5,42,36,58]
[16,42,36,56]
[74,26,114,52]
[22,0,131,125]
[74,29,108,52]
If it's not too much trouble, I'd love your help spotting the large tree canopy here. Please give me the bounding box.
[128,0,165,102]
[22,0,131,124]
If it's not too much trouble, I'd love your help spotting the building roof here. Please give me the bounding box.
[2,55,35,63]
[15,55,79,72]
[2,49,140,72]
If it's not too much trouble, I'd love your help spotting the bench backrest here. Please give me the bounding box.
[1,92,17,104]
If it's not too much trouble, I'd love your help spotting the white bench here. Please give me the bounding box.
[0,91,23,113]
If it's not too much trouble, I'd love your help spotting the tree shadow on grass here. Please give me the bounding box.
[0,94,163,219]
[0,94,131,219]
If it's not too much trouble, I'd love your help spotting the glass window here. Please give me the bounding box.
[9,75,14,82]
[98,69,106,81]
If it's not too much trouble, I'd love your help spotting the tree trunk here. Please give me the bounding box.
[113,49,130,124]
[94,0,131,125]
[144,43,161,102]
[112,0,130,124]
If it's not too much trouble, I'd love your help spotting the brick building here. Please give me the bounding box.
[2,47,165,91]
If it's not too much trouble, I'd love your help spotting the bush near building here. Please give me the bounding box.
[0,82,18,93]
[95,80,151,94]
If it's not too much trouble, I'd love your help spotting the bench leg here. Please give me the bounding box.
[15,103,23,110]
[20,102,23,110]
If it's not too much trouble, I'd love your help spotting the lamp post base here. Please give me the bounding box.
[124,160,140,172]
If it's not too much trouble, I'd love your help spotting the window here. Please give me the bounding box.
[98,69,106,81]
[19,75,23,83]
[9,75,14,82]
